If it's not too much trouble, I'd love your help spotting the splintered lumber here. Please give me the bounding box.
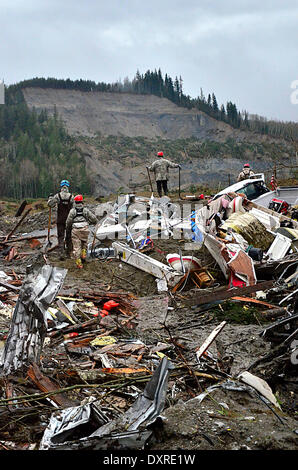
[189,280,274,308]
[27,363,76,408]
[15,200,28,217]
[75,291,136,315]
[1,234,48,244]
[4,208,32,242]
[48,318,100,338]
[56,298,80,325]
[99,367,150,375]
[195,321,227,361]
[0,280,21,292]
[5,381,15,411]
[230,296,278,309]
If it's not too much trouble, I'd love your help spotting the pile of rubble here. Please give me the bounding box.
[0,191,297,451]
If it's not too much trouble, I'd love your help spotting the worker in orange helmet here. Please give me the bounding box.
[237,163,254,182]
[147,151,180,197]
[65,194,98,268]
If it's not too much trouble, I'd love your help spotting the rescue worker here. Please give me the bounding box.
[237,163,254,182]
[48,180,74,255]
[147,151,180,197]
[65,194,98,269]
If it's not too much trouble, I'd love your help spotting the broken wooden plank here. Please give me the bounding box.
[27,363,76,408]
[99,367,150,375]
[15,200,28,218]
[4,208,32,243]
[195,321,227,361]
[5,381,15,411]
[5,247,18,261]
[0,229,57,244]
[230,296,278,309]
[56,299,79,325]
[0,280,21,292]
[189,280,274,308]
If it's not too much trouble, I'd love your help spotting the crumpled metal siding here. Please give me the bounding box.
[0,264,67,375]
[40,357,173,450]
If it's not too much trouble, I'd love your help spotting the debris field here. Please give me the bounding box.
[0,191,297,451]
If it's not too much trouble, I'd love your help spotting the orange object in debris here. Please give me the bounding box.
[230,296,277,309]
[63,332,79,339]
[100,309,109,318]
[5,247,18,262]
[93,309,109,318]
[100,367,150,375]
[103,300,120,311]
[29,238,42,249]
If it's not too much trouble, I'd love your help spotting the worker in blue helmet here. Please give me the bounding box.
[48,180,74,257]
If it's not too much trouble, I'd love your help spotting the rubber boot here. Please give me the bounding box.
[59,246,66,261]
[75,258,83,269]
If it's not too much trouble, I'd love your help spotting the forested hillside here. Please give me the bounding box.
[0,88,90,199]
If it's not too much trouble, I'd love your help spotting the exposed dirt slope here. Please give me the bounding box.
[23,88,235,140]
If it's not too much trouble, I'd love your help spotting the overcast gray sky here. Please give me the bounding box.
[1,0,297,121]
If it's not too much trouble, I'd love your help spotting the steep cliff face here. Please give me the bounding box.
[23,87,242,140]
[75,138,295,197]
[23,88,296,196]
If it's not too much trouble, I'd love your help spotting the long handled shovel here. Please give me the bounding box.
[178,165,183,200]
[90,220,101,256]
[146,167,154,194]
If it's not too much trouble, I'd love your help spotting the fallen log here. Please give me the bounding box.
[263,307,287,319]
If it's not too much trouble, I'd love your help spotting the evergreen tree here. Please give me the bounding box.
[212,93,219,114]
[220,104,226,121]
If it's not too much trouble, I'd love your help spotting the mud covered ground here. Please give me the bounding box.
[0,202,297,451]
